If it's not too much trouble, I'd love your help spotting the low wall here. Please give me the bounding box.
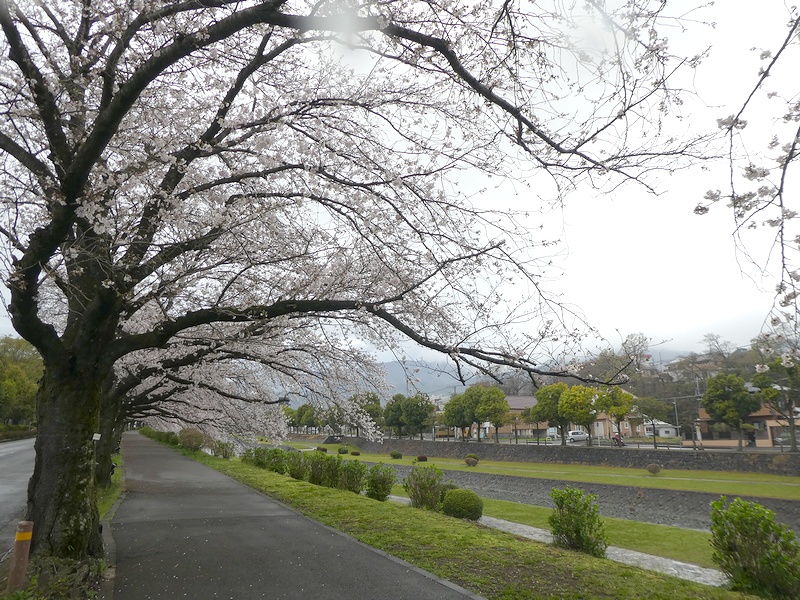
[351,438,800,476]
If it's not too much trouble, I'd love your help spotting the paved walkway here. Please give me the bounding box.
[104,432,483,599]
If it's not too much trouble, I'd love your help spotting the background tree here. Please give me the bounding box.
[474,387,510,443]
[349,392,384,438]
[632,397,672,449]
[520,407,540,444]
[702,374,763,451]
[0,336,41,425]
[297,404,317,434]
[752,316,800,451]
[401,393,435,441]
[384,395,406,439]
[531,382,570,446]
[0,0,711,559]
[595,387,635,439]
[558,385,598,444]
[443,392,479,441]
[751,353,800,452]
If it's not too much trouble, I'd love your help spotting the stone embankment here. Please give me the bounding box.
[355,438,800,475]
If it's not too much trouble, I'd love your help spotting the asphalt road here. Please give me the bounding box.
[0,438,35,554]
[108,432,483,599]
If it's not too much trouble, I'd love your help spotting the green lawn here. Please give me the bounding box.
[186,450,753,600]
[97,453,124,519]
[387,484,716,568]
[284,442,800,501]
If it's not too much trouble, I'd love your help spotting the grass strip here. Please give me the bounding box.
[287,443,800,501]
[387,484,716,568]
[187,451,753,600]
[97,453,124,519]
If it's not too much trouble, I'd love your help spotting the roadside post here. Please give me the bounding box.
[6,521,33,592]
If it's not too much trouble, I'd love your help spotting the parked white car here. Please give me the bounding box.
[567,430,589,443]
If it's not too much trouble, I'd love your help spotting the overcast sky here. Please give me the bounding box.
[1,1,794,364]
[539,1,796,357]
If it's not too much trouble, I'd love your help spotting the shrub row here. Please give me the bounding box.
[0,428,37,441]
[140,426,180,446]
[241,447,397,501]
[140,426,238,460]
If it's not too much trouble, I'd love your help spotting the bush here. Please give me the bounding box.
[646,463,661,475]
[141,428,181,446]
[365,463,396,501]
[351,450,361,456]
[285,451,308,480]
[306,451,329,485]
[439,482,459,505]
[211,440,235,459]
[465,453,479,462]
[321,454,342,488]
[416,455,428,462]
[403,464,443,510]
[338,446,349,454]
[389,450,402,459]
[465,457,478,467]
[242,447,270,468]
[178,428,208,451]
[338,460,368,494]
[442,489,484,521]
[316,446,328,452]
[548,486,607,558]
[710,496,800,598]
[265,448,287,474]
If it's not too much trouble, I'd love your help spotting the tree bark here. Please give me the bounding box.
[95,396,124,486]
[27,370,104,558]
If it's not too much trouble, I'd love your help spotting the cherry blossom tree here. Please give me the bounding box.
[95,319,388,481]
[695,8,800,319]
[0,0,709,559]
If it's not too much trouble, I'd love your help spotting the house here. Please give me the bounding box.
[694,404,798,449]
[593,413,677,439]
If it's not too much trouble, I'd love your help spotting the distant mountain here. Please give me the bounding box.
[381,360,478,400]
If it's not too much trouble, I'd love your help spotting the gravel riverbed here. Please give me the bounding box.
[388,464,800,533]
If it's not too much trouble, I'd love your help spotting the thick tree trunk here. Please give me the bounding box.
[27,370,104,558]
[95,399,123,486]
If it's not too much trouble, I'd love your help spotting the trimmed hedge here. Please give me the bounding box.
[442,488,483,521]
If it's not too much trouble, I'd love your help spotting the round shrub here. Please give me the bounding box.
[465,457,478,467]
[416,455,428,462]
[338,447,349,454]
[351,450,361,456]
[442,489,484,521]
[439,482,459,505]
[646,463,661,475]
[465,453,479,462]
[178,427,208,451]
[389,450,402,459]
[316,446,328,453]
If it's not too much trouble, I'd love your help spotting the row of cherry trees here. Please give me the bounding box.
[0,0,718,560]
